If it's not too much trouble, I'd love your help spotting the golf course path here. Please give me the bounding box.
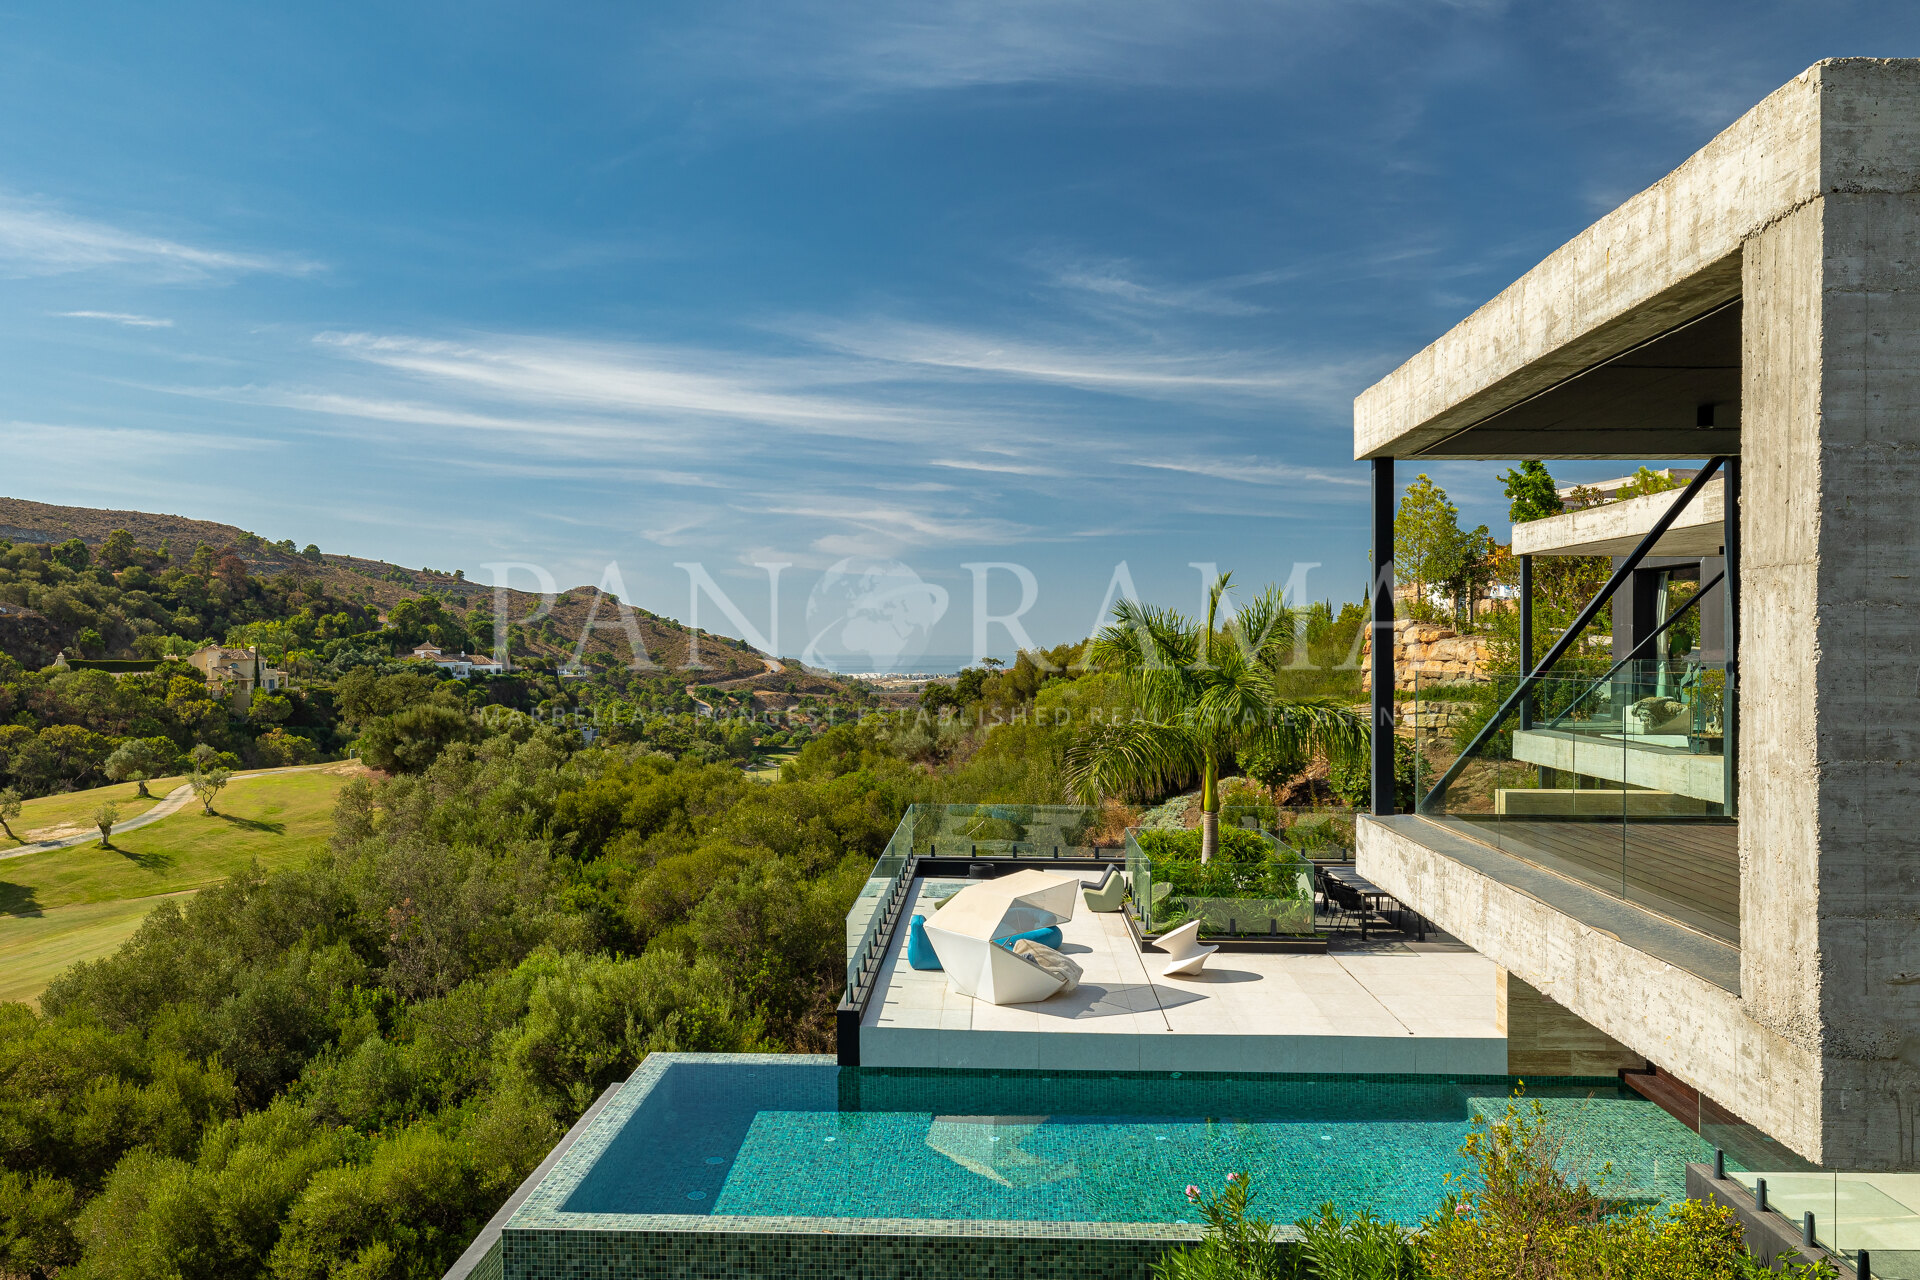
[1,762,352,862]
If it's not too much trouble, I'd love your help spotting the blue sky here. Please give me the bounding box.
[0,3,1911,667]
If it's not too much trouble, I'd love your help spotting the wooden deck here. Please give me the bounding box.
[1431,815,1739,944]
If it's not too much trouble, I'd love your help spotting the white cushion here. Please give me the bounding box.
[1012,939,1082,993]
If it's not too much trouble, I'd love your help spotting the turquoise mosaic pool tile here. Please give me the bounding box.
[497,1053,1708,1280]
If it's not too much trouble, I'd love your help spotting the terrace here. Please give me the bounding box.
[839,804,1505,1074]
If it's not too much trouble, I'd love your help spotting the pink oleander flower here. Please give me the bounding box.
[1185,1184,1200,1199]
[1226,1172,1240,1183]
[1454,1202,1470,1216]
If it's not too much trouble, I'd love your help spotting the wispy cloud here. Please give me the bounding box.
[685,0,1368,99]
[928,456,1065,477]
[1129,457,1369,490]
[0,419,274,452]
[0,194,316,279]
[801,318,1364,408]
[1043,259,1268,317]
[756,497,1032,551]
[309,330,957,441]
[55,310,175,328]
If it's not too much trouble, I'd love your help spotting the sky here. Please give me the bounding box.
[0,3,1912,670]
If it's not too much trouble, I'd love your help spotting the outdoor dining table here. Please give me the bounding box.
[1319,865,1425,941]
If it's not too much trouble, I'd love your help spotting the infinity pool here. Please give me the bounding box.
[558,1057,1704,1227]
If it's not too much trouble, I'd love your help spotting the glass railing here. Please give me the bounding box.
[1709,1099,1912,1274]
[844,807,916,997]
[1413,658,1737,944]
[906,802,1121,858]
[1720,1166,1920,1273]
[1122,826,1315,938]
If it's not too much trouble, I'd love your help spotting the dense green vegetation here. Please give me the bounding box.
[0,719,917,1279]
[0,532,593,796]
[1156,1095,1835,1280]
[0,573,1391,1279]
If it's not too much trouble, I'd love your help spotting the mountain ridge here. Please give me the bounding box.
[0,495,782,678]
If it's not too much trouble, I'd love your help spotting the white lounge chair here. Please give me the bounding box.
[923,925,1067,1004]
[1156,919,1218,978]
[922,873,1082,1005]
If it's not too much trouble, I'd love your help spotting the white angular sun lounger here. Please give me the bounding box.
[1156,919,1218,978]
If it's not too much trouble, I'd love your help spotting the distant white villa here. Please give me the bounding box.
[410,644,505,678]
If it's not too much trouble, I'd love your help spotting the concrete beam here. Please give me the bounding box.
[1355,60,1920,461]
[1513,479,1726,558]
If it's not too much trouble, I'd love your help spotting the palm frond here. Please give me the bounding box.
[1061,720,1202,804]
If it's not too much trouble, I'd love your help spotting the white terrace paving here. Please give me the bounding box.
[862,876,1505,1075]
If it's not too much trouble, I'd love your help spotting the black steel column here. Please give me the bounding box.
[1371,458,1396,815]
[1723,458,1739,817]
[1518,554,1534,730]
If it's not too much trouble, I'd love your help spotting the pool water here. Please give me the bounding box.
[562,1061,1706,1227]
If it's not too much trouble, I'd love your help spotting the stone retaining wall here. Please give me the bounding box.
[1361,619,1491,692]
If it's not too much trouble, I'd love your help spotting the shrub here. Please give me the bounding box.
[1152,1173,1285,1280]
[1295,1202,1425,1279]
[1135,826,1270,863]
[1419,1092,1838,1280]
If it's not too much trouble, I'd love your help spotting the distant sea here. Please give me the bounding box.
[813,654,990,677]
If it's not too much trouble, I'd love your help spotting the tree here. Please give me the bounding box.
[104,737,177,798]
[1498,460,1564,524]
[356,705,479,774]
[1063,574,1364,862]
[248,692,294,726]
[100,529,139,570]
[1396,475,1492,622]
[302,544,323,562]
[1438,526,1496,622]
[93,801,120,848]
[0,787,20,840]
[1617,465,1682,501]
[191,767,230,815]
[1395,474,1462,614]
[50,538,90,572]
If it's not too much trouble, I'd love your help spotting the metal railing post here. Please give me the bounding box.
[1518,554,1533,730]
[1723,457,1740,817]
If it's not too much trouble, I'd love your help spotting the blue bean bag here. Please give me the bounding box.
[907,914,943,970]
[996,925,1063,951]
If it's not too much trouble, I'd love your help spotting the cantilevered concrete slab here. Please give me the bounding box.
[1356,59,1920,1170]
[1512,478,1726,559]
[1354,59,1920,461]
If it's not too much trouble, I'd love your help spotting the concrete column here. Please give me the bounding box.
[1371,458,1397,814]
[1741,180,1920,1168]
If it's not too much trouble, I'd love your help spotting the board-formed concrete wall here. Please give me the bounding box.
[1358,59,1920,1170]
[1741,123,1920,1167]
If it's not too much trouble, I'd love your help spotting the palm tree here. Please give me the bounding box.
[1063,574,1364,862]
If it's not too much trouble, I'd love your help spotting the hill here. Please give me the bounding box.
[0,495,769,676]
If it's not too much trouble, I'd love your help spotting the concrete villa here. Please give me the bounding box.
[1356,55,1920,1216]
